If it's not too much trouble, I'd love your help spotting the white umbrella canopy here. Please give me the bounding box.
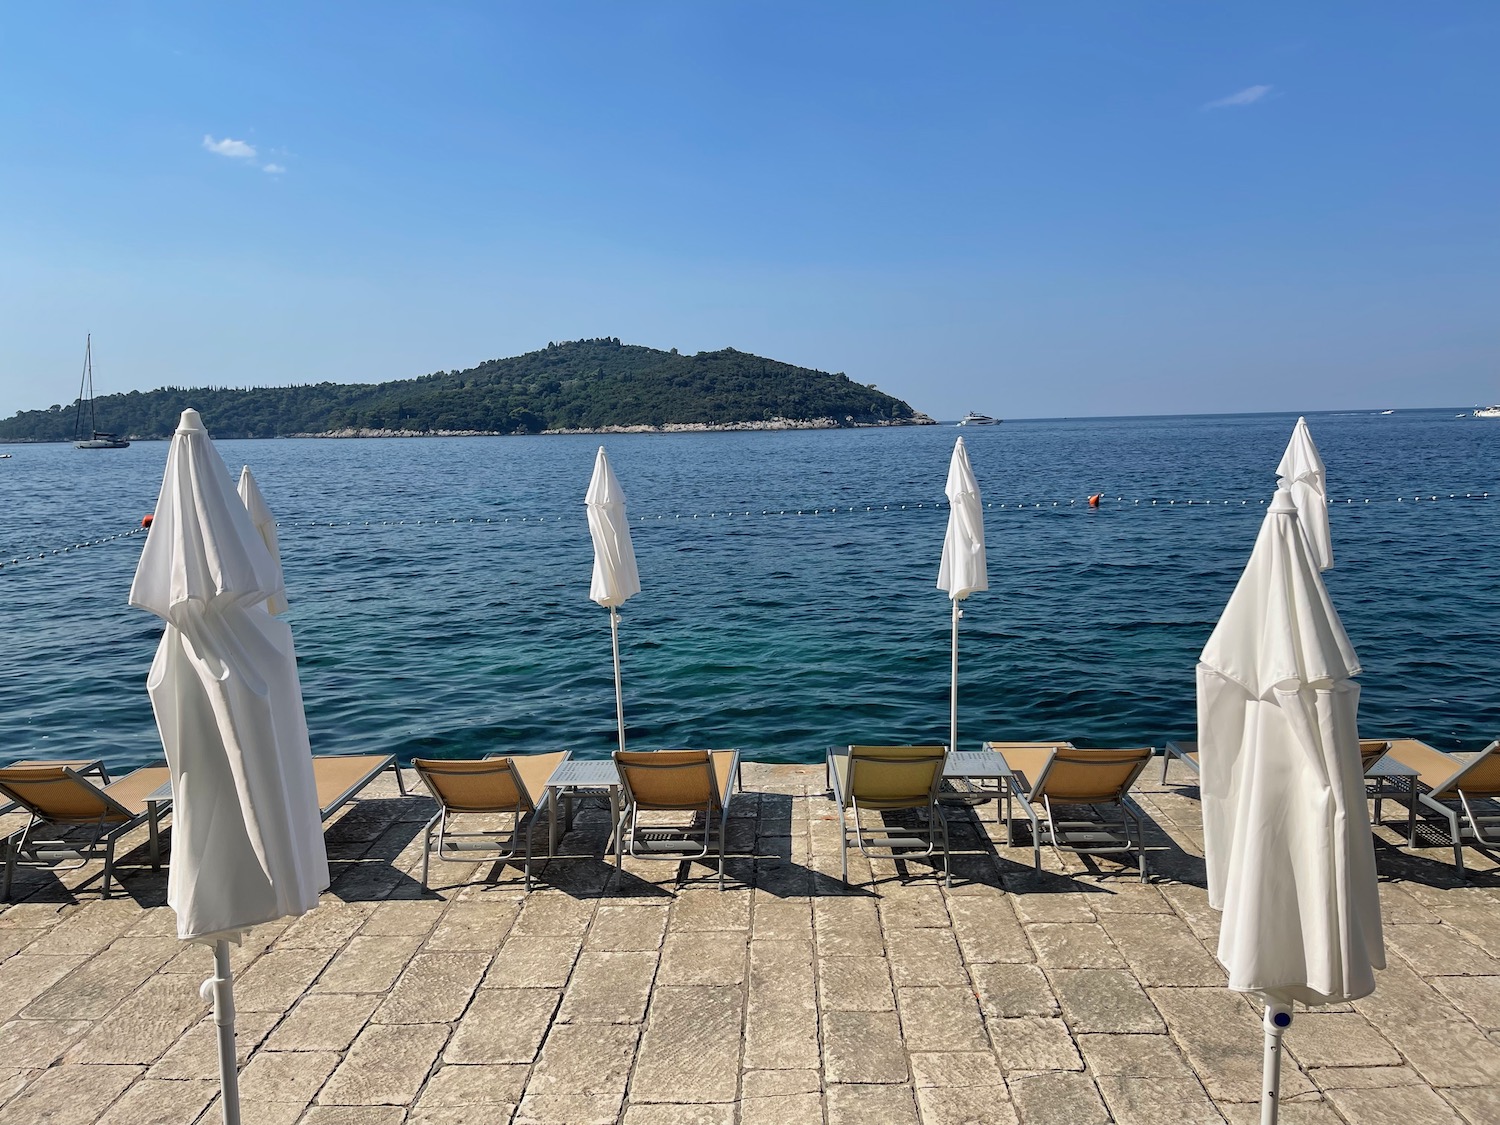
[937,437,987,751]
[237,465,289,616]
[130,409,328,1125]
[585,447,641,752]
[1276,416,1333,572]
[1197,487,1383,1123]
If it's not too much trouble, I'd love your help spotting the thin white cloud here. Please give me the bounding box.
[1203,85,1273,110]
[203,134,257,159]
[262,163,286,175]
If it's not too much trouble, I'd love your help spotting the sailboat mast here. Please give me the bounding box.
[74,335,93,442]
[87,336,97,436]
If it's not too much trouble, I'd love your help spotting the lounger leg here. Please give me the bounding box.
[613,804,628,887]
[524,811,536,893]
[720,808,729,889]
[940,812,950,888]
[420,811,440,891]
[1161,749,1170,785]
[1,836,15,902]
[1130,805,1148,883]
[838,803,849,884]
[148,811,162,871]
[1449,806,1466,879]
[101,839,115,899]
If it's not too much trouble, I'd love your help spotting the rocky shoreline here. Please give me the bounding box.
[291,414,937,438]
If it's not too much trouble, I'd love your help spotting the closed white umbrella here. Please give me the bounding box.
[130,410,328,1125]
[1197,487,1383,1125]
[1276,416,1332,571]
[936,437,987,752]
[585,447,641,753]
[237,466,288,616]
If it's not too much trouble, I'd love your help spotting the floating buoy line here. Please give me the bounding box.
[1,492,1490,571]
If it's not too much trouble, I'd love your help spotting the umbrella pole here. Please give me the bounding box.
[1260,1002,1292,1125]
[610,606,625,754]
[203,939,241,1125]
[949,601,961,752]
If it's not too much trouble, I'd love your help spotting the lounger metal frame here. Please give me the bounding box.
[0,766,166,901]
[614,750,740,890]
[829,746,951,889]
[1006,747,1152,883]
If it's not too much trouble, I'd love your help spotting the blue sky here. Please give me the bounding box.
[2,2,1497,420]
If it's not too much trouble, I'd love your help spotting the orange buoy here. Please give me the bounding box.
[141,514,154,528]
[1088,493,1102,508]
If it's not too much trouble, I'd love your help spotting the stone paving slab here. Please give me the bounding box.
[1,760,1498,1123]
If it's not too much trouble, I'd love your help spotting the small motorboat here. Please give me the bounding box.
[957,412,1000,426]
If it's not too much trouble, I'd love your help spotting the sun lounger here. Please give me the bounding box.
[311,753,407,820]
[999,745,1153,881]
[0,762,171,900]
[1383,739,1500,877]
[1161,740,1200,784]
[828,745,950,888]
[412,751,568,892]
[614,749,741,889]
[1359,740,1391,773]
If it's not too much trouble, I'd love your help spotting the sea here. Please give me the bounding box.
[2,409,1496,772]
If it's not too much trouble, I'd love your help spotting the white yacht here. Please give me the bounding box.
[1474,405,1500,418]
[957,412,1000,426]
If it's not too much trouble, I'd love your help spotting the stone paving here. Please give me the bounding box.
[1,759,1499,1124]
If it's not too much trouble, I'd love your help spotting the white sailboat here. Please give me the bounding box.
[73,336,130,449]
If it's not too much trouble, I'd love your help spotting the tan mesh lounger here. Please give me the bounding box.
[999,745,1153,881]
[614,749,741,890]
[1384,738,1500,877]
[0,763,171,900]
[412,751,568,892]
[1161,740,1200,784]
[1359,740,1392,773]
[311,754,407,820]
[827,745,950,888]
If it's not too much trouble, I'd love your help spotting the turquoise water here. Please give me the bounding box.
[2,409,1496,771]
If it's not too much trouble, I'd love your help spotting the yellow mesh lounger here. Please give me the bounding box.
[412,751,568,892]
[0,763,171,900]
[827,745,950,888]
[311,754,407,821]
[613,749,741,890]
[1385,739,1500,877]
[1000,746,1153,882]
[1160,740,1200,785]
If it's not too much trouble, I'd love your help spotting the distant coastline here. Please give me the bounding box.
[0,338,925,443]
[291,414,938,439]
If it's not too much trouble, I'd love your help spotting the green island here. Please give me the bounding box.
[0,338,932,441]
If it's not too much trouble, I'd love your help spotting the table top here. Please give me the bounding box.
[1367,757,1418,779]
[145,780,174,804]
[546,759,620,788]
[944,751,1013,779]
